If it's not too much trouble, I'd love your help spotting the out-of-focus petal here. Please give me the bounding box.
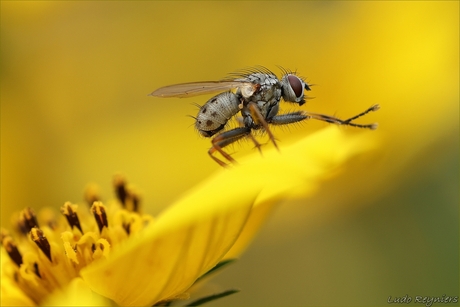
[224,126,380,258]
[0,282,36,307]
[1,250,36,306]
[42,278,111,306]
[80,176,259,306]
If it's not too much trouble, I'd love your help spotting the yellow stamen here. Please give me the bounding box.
[90,202,108,233]
[1,178,154,305]
[30,227,52,262]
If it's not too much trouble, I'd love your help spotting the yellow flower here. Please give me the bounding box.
[1,127,378,306]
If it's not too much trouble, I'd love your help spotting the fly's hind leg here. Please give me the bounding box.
[209,127,252,167]
[306,104,380,129]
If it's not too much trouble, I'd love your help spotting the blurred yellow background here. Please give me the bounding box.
[1,1,458,306]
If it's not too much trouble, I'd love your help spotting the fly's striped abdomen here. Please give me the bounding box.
[195,92,240,137]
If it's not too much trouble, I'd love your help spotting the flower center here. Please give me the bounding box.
[1,175,153,304]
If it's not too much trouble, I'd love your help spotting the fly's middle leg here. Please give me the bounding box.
[209,127,252,167]
[236,117,262,154]
[248,102,279,151]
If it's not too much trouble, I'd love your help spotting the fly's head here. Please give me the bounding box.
[280,74,311,106]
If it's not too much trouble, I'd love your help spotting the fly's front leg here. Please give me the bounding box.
[269,111,310,126]
[209,127,252,167]
[248,102,279,151]
[306,104,380,129]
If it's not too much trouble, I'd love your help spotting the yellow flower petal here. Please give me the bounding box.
[81,126,378,306]
[80,177,259,306]
[1,250,35,306]
[42,277,111,306]
[224,126,379,258]
[2,125,378,306]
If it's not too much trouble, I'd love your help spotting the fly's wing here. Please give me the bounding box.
[149,80,257,98]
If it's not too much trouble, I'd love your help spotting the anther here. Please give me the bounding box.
[33,262,41,278]
[131,193,140,212]
[1,230,23,267]
[91,202,108,233]
[122,223,131,235]
[18,207,39,234]
[113,174,128,206]
[30,227,52,262]
[60,202,83,233]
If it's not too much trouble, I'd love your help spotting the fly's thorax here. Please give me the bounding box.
[245,88,282,121]
[240,72,278,86]
[234,73,283,129]
[195,92,240,137]
[247,74,282,104]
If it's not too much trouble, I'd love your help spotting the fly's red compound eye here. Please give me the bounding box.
[281,73,306,104]
[287,75,303,98]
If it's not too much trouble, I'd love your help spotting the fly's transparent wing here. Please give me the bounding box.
[149,81,257,98]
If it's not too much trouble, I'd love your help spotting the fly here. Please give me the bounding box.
[149,67,379,167]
